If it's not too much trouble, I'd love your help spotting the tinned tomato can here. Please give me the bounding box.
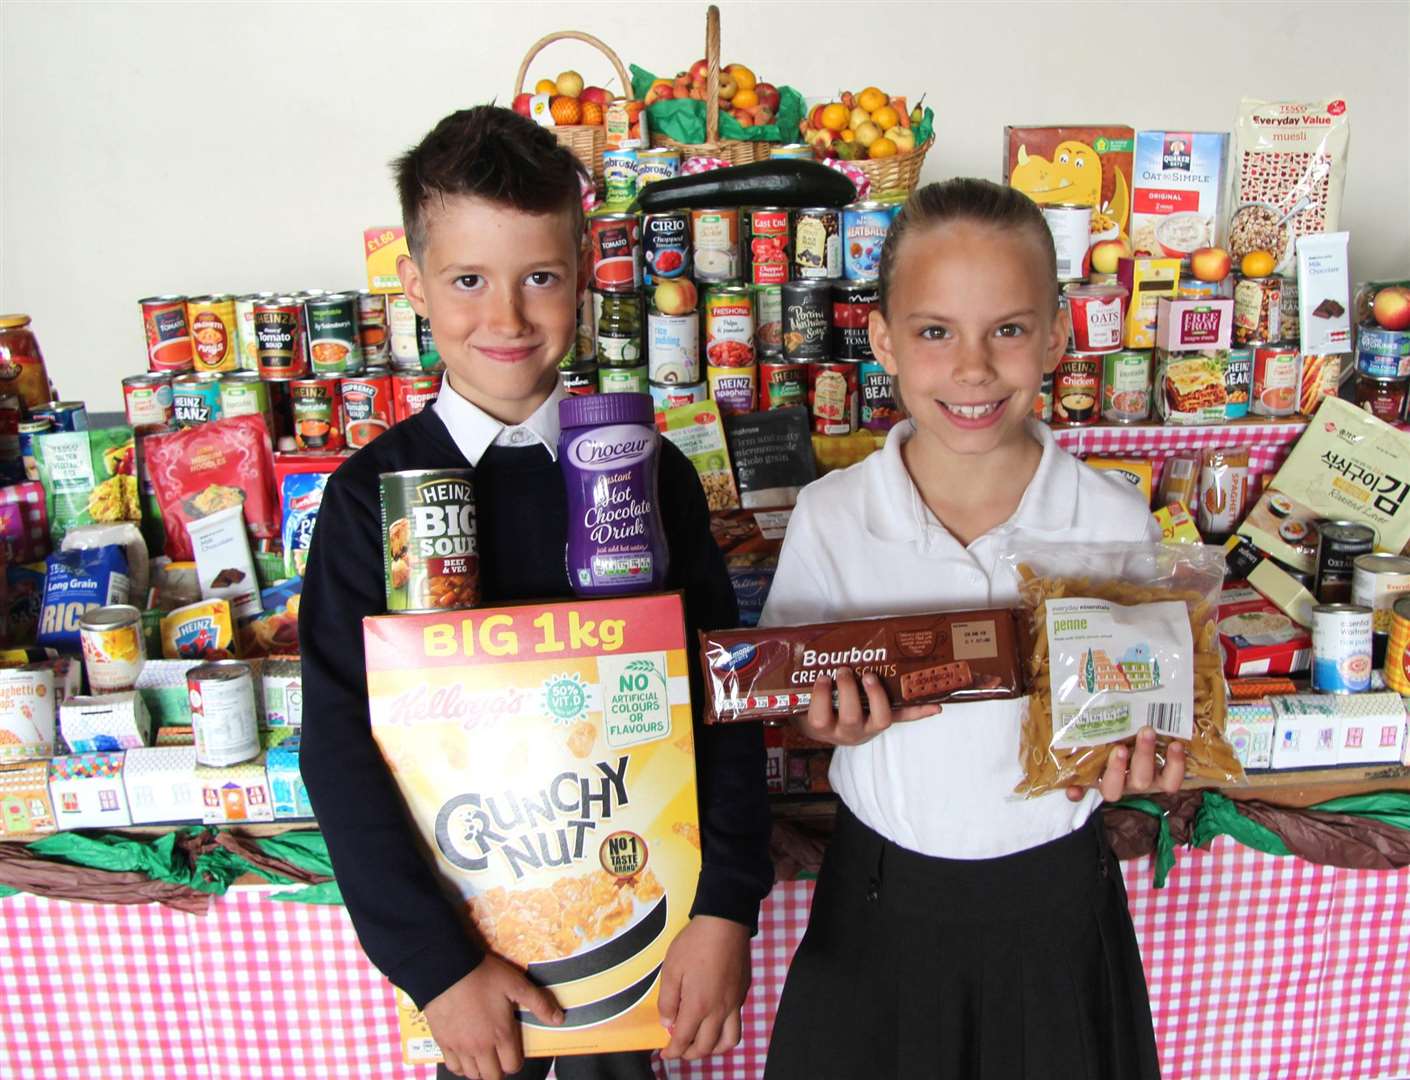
[186,294,240,374]
[1054,352,1102,425]
[122,373,174,428]
[341,368,395,448]
[305,293,363,375]
[79,604,146,693]
[392,370,442,423]
[759,359,808,410]
[642,211,691,286]
[691,208,741,284]
[590,213,641,293]
[290,377,343,451]
[793,207,841,280]
[253,297,309,380]
[704,285,755,369]
[188,660,260,767]
[139,295,195,373]
[747,208,791,286]
[1250,342,1302,418]
[810,360,859,435]
[380,468,480,612]
[832,280,878,361]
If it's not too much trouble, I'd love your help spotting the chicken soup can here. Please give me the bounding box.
[1311,603,1373,694]
[341,368,394,448]
[691,208,740,284]
[392,370,441,422]
[379,468,480,612]
[188,660,260,767]
[1101,349,1151,423]
[755,359,805,411]
[79,604,146,693]
[793,207,841,280]
[186,295,240,374]
[1041,204,1094,282]
[809,360,858,435]
[122,373,174,428]
[290,376,343,450]
[1250,343,1301,417]
[1351,553,1410,667]
[139,295,195,373]
[1053,352,1102,425]
[707,365,757,416]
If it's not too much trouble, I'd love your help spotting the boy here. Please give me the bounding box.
[299,107,773,1080]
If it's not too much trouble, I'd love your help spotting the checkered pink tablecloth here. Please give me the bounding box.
[2,837,1408,1080]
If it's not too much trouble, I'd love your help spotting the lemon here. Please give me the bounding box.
[1241,250,1276,278]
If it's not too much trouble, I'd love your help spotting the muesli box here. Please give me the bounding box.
[364,593,700,1058]
[1130,131,1230,258]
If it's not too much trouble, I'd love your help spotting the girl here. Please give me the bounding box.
[762,178,1180,1080]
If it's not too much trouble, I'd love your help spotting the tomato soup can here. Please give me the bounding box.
[754,284,783,358]
[747,207,791,286]
[357,291,390,366]
[79,604,146,693]
[171,372,223,427]
[650,379,707,416]
[600,364,649,395]
[1384,596,1410,694]
[602,148,638,206]
[647,309,700,384]
[759,359,808,411]
[1314,521,1376,605]
[234,292,275,371]
[1033,372,1054,423]
[387,294,421,371]
[636,148,680,188]
[859,359,898,431]
[832,280,879,361]
[704,285,755,368]
[186,295,240,374]
[1041,204,1093,282]
[691,207,741,284]
[253,297,308,380]
[1311,603,1373,694]
[793,207,841,280]
[189,660,260,766]
[1250,343,1301,417]
[290,376,343,451]
[340,368,394,448]
[139,295,195,373]
[380,468,479,612]
[122,372,174,428]
[707,365,757,416]
[305,293,363,375]
[590,213,642,293]
[1225,347,1253,419]
[642,211,691,286]
[1101,349,1152,423]
[392,369,441,422]
[1351,553,1410,667]
[19,418,51,481]
[1054,352,1102,425]
[782,280,831,360]
[842,201,900,281]
[810,360,859,435]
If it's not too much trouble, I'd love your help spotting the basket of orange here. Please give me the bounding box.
[512,30,635,184]
[796,88,935,196]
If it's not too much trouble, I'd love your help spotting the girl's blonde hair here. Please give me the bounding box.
[876,178,1059,316]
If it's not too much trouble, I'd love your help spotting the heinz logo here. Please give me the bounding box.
[712,642,758,673]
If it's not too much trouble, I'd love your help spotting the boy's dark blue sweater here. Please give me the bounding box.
[298,406,773,1010]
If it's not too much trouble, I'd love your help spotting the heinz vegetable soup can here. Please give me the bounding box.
[380,469,480,612]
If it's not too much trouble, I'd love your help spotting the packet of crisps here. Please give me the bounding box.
[363,593,700,1058]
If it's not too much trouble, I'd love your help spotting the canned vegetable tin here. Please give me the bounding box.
[747,208,791,286]
[704,285,755,368]
[290,377,343,450]
[305,293,363,374]
[759,359,808,411]
[1225,347,1253,419]
[186,294,240,374]
[380,469,480,612]
[1311,603,1373,694]
[842,201,900,281]
[1101,350,1152,423]
[602,148,639,206]
[253,297,309,380]
[188,660,260,766]
[691,208,741,284]
[392,370,441,423]
[79,604,146,693]
[600,365,650,395]
[171,373,223,427]
[138,295,195,373]
[793,208,841,280]
[781,280,831,361]
[218,371,273,433]
[341,368,394,448]
[642,211,691,286]
[122,373,174,428]
[810,361,859,435]
[1250,343,1301,417]
[19,418,51,481]
[1314,521,1376,605]
[234,292,276,371]
[1351,553,1410,667]
[831,280,879,361]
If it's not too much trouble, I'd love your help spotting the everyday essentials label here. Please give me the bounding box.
[1046,597,1194,747]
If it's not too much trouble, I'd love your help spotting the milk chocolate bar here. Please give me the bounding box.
[699,609,1025,723]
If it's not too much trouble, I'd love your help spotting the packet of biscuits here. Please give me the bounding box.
[1001,542,1243,798]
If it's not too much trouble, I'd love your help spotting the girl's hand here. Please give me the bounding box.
[794,668,941,747]
[1066,725,1186,803]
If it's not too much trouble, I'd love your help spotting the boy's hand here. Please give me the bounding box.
[422,955,563,1080]
[794,668,941,747]
[659,915,751,1061]
[1067,726,1186,803]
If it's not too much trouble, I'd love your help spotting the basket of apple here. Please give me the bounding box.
[512,30,637,183]
[800,88,935,194]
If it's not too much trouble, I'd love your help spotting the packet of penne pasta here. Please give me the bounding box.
[1001,542,1243,798]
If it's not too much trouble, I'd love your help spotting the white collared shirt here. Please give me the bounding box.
[431,377,567,466]
[760,419,1160,859]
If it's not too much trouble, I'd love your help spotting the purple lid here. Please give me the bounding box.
[559,391,653,429]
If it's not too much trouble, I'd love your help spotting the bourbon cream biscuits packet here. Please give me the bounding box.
[363,593,700,1059]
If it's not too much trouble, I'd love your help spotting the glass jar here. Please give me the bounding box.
[0,314,54,410]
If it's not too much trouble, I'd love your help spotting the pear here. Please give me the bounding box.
[849,106,871,131]
[884,126,916,154]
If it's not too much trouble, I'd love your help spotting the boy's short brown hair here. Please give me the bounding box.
[393,105,588,262]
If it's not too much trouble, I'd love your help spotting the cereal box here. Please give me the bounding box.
[0,760,56,840]
[363,594,700,1058]
[1003,125,1136,241]
[0,664,55,761]
[1216,586,1312,678]
[1130,131,1230,257]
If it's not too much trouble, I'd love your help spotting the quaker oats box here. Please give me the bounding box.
[364,593,700,1060]
[1130,131,1231,257]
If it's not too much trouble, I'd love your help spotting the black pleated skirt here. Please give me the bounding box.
[764,805,1161,1080]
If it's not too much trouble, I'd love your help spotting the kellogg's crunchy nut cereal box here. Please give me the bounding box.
[363,593,700,1059]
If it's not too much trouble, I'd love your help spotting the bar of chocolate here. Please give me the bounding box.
[699,609,1025,723]
[1311,297,1345,319]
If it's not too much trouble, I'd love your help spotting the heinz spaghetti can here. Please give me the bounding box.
[707,365,757,415]
[186,295,240,374]
[139,295,195,373]
[188,660,260,767]
[1311,603,1373,694]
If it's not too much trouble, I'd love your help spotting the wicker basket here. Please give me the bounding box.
[649,5,774,166]
[847,137,934,196]
[514,30,631,184]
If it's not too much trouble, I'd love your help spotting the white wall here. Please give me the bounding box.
[3,0,1407,411]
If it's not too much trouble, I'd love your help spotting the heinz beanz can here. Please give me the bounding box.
[379,469,479,612]
[188,660,260,766]
[172,373,223,427]
[1311,603,1373,694]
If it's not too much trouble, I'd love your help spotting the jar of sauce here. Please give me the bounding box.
[0,314,54,410]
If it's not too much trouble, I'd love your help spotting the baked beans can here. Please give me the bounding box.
[186,295,240,374]
[753,284,783,358]
[79,604,146,693]
[602,148,638,206]
[1355,374,1408,424]
[1315,521,1376,605]
[171,373,223,427]
[650,379,707,416]
[234,292,275,371]
[600,364,649,395]
[691,208,741,284]
[1225,347,1253,419]
[642,211,691,286]
[122,372,174,428]
[810,360,859,435]
[1033,372,1054,423]
[1352,553,1410,667]
[646,309,700,384]
[290,377,343,450]
[379,469,480,612]
[188,660,260,766]
[218,371,272,433]
[138,295,195,373]
[561,364,599,397]
[1066,283,1129,353]
[759,359,808,411]
[341,368,394,448]
[793,207,841,280]
[1384,595,1410,694]
[781,280,831,361]
[1311,603,1373,694]
[636,148,680,188]
[747,207,791,286]
[387,294,421,371]
[859,359,899,431]
[704,285,755,368]
[357,290,390,366]
[1233,274,1282,346]
[1041,204,1094,282]
[831,280,878,361]
[305,293,363,375]
[707,365,758,415]
[1053,352,1102,425]
[19,418,51,481]
[253,297,308,380]
[392,370,441,422]
[1101,349,1152,423]
[842,201,900,281]
[1249,342,1301,417]
[590,213,642,293]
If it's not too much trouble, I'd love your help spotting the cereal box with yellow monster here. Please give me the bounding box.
[1004,125,1135,254]
[363,593,701,1060]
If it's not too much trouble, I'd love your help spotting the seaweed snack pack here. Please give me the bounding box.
[37,545,131,653]
[1003,541,1242,798]
[33,426,140,545]
[364,594,701,1057]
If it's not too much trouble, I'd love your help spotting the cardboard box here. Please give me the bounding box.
[264,728,313,819]
[1130,131,1231,257]
[365,227,410,294]
[197,759,274,824]
[1269,699,1340,769]
[122,745,202,825]
[48,752,133,829]
[154,725,195,747]
[1084,458,1153,505]
[1156,297,1234,352]
[60,691,153,752]
[0,760,57,840]
[1225,702,1275,770]
[0,665,56,761]
[1217,587,1312,677]
[1003,125,1135,239]
[364,594,700,1058]
[1118,257,1181,349]
[1270,693,1408,768]
[262,657,303,728]
[135,659,203,728]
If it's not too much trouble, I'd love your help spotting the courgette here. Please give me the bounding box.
[633,160,857,212]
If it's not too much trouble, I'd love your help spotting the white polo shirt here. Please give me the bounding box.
[432,378,566,466]
[760,419,1159,859]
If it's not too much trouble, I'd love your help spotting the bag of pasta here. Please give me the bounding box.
[1001,542,1242,798]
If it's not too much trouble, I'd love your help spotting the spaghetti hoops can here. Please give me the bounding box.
[186,295,240,374]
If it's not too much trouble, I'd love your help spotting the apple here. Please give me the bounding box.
[654,279,698,316]
[1189,246,1233,284]
[644,79,674,106]
[808,104,827,130]
[883,125,915,154]
[580,86,610,108]
[555,70,584,98]
[1374,286,1410,331]
[735,112,754,128]
[853,121,883,149]
[835,141,861,162]
[718,73,738,101]
[754,106,774,125]
[1090,239,1132,277]
[754,83,780,112]
[689,58,709,83]
[512,93,532,117]
[849,106,871,131]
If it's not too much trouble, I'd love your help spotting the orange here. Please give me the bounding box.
[550,96,582,125]
[820,103,849,133]
[581,101,603,125]
[732,88,758,110]
[869,105,900,130]
[535,78,558,95]
[857,87,887,113]
[726,64,756,91]
[1241,250,1276,278]
[868,137,898,160]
